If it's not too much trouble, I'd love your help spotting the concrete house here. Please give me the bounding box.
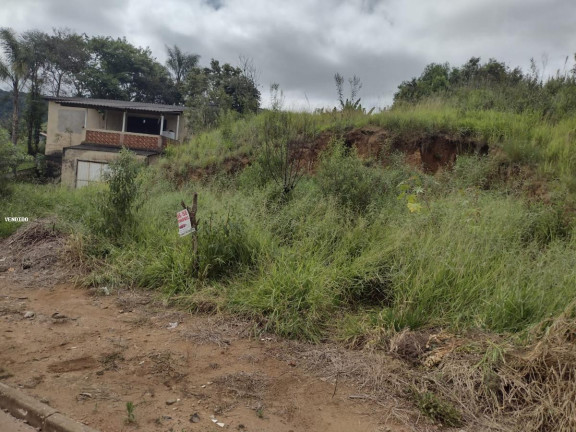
[44,97,186,188]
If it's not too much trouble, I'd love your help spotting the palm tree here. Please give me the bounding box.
[0,28,28,146]
[166,44,200,85]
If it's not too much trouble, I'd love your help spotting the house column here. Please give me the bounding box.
[83,108,88,141]
[160,115,164,135]
[121,111,127,146]
[176,115,180,140]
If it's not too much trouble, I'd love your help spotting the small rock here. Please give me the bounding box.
[51,312,67,319]
[40,398,49,405]
[166,399,177,405]
[23,311,35,319]
[190,412,200,423]
[99,287,110,296]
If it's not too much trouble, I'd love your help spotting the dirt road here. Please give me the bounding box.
[0,280,411,432]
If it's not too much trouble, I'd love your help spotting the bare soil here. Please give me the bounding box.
[0,224,423,432]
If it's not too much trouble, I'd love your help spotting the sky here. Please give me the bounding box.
[1,0,575,109]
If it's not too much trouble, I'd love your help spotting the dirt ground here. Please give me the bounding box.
[0,223,428,432]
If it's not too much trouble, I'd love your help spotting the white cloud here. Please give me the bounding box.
[1,0,574,108]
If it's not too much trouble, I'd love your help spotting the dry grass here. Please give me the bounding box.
[213,371,269,401]
[273,315,576,431]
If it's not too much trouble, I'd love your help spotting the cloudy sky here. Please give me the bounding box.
[1,0,575,109]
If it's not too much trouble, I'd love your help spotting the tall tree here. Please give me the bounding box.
[166,44,199,85]
[184,58,260,130]
[166,44,200,104]
[43,29,89,97]
[22,30,48,155]
[0,28,28,146]
[77,36,176,103]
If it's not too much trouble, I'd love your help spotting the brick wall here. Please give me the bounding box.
[85,130,121,146]
[124,133,162,150]
[84,130,162,151]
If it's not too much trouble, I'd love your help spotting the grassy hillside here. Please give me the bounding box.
[4,103,575,337]
[3,100,576,430]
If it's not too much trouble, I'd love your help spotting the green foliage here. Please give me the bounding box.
[6,95,576,347]
[0,27,28,146]
[258,107,318,195]
[99,148,142,240]
[197,214,257,280]
[0,129,31,195]
[80,36,175,103]
[397,175,427,214]
[185,59,260,131]
[125,401,136,424]
[316,138,389,212]
[414,391,463,427]
[394,56,576,121]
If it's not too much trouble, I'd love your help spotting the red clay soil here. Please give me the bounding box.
[177,125,489,182]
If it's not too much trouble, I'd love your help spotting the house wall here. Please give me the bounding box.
[46,100,188,161]
[106,111,123,131]
[165,114,188,140]
[61,148,152,188]
[45,102,86,157]
[86,109,105,130]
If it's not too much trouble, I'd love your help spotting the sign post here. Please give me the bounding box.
[179,193,199,272]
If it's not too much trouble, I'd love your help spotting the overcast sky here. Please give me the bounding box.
[1,0,575,109]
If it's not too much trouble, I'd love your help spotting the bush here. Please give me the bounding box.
[316,138,388,213]
[99,148,142,240]
[0,130,32,196]
[197,214,257,280]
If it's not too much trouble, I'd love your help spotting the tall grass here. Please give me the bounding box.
[3,105,576,343]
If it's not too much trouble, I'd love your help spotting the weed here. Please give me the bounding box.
[125,401,136,424]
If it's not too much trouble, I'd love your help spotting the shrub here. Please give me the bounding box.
[99,148,142,240]
[197,214,257,280]
[0,130,32,196]
[316,138,388,212]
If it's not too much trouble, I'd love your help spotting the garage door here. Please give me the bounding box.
[76,161,110,188]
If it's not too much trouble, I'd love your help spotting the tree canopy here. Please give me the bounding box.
[0,27,262,152]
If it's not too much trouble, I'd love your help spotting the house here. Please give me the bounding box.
[44,96,187,188]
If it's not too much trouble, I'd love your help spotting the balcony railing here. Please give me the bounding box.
[84,129,178,151]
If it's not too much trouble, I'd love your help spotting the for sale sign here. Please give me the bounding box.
[177,209,194,237]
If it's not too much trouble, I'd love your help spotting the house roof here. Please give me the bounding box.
[44,96,185,115]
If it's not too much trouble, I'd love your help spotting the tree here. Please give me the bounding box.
[183,58,260,130]
[0,129,30,195]
[22,30,48,155]
[77,36,175,103]
[165,45,200,104]
[43,29,89,97]
[0,28,28,146]
[166,44,199,85]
